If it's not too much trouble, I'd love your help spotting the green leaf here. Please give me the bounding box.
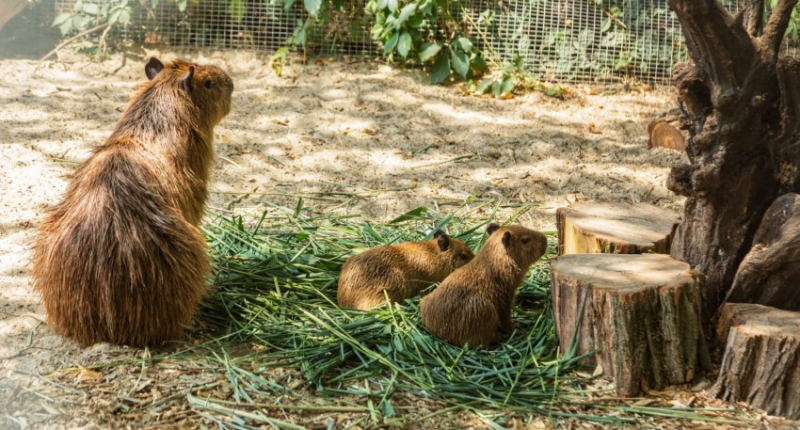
[491,79,501,96]
[418,41,442,62]
[108,8,122,25]
[304,0,322,17]
[293,25,307,47]
[176,0,188,12]
[384,32,399,55]
[228,0,245,21]
[119,10,131,26]
[397,32,412,58]
[430,52,450,84]
[500,75,514,95]
[470,54,487,74]
[381,400,396,417]
[377,0,388,10]
[387,0,397,11]
[395,3,416,28]
[407,15,423,28]
[601,31,624,48]
[601,18,612,33]
[52,12,72,27]
[389,206,429,223]
[58,18,73,36]
[450,48,469,78]
[452,37,472,52]
[475,78,493,94]
[83,3,99,15]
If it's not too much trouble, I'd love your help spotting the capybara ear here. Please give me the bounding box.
[181,65,195,93]
[486,223,500,236]
[433,229,445,238]
[437,233,451,251]
[502,231,511,248]
[145,57,164,80]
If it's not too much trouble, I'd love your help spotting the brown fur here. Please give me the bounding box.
[32,58,233,347]
[420,224,547,348]
[337,231,474,310]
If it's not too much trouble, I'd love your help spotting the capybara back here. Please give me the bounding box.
[33,58,233,347]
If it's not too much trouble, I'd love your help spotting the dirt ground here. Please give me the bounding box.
[2,48,791,428]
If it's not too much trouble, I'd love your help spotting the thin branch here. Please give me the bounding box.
[668,0,755,91]
[763,0,800,55]
[744,0,765,37]
[35,23,109,72]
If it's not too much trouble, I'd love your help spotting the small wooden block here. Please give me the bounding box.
[556,202,679,255]
[647,120,686,152]
[552,253,709,397]
[711,303,800,419]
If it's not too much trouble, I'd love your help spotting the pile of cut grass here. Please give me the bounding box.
[167,199,756,428]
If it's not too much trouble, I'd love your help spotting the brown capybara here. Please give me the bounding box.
[337,230,474,310]
[32,57,233,347]
[420,223,547,348]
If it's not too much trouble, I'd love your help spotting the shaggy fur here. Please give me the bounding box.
[420,224,547,348]
[32,58,233,347]
[337,231,474,310]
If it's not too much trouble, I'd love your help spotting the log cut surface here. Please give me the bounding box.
[647,120,686,152]
[552,253,709,396]
[556,202,679,255]
[712,303,800,420]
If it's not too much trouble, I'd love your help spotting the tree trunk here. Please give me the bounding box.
[667,0,800,314]
[711,303,800,419]
[726,193,800,310]
[551,254,710,397]
[555,202,678,256]
[0,0,27,31]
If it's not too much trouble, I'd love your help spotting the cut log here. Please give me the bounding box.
[725,193,800,311]
[711,303,800,419]
[647,120,686,152]
[556,202,679,256]
[552,253,709,396]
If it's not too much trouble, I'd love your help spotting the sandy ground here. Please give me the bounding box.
[0,47,761,428]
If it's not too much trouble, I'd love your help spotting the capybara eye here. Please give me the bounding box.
[460,253,470,260]
[205,80,214,89]
[521,236,532,244]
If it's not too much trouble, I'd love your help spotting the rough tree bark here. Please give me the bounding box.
[667,0,800,313]
[711,303,800,419]
[726,193,800,310]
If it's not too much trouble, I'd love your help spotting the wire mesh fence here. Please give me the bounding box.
[43,0,800,85]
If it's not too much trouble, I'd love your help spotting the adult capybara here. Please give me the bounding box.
[420,223,547,348]
[337,230,474,310]
[32,57,233,347]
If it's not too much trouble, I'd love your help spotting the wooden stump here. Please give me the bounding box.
[711,303,800,419]
[647,120,686,152]
[552,254,709,396]
[556,202,679,256]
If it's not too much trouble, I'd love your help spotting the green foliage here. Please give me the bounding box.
[367,0,488,84]
[53,0,133,36]
[197,201,599,425]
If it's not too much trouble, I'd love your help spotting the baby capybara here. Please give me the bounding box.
[420,223,547,348]
[32,58,233,347]
[337,230,474,310]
